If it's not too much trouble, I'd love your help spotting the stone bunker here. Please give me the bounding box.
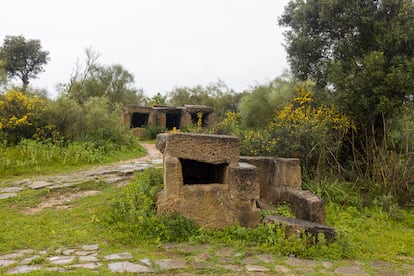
[156,133,335,239]
[124,105,216,137]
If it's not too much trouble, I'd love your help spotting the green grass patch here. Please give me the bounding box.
[0,169,413,269]
[0,139,146,179]
[104,169,414,262]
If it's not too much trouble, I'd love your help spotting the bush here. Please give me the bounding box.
[105,168,199,243]
[140,125,167,141]
[240,85,353,178]
[46,96,136,147]
[0,90,49,143]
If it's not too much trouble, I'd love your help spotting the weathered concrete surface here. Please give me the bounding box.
[157,133,260,229]
[162,133,240,166]
[275,188,326,224]
[240,156,326,224]
[264,215,336,242]
[108,261,153,273]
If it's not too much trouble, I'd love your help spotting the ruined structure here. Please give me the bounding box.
[123,105,216,136]
[156,132,334,239]
[156,133,260,229]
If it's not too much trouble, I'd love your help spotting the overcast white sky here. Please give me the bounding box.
[1,0,290,98]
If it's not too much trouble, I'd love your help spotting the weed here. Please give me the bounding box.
[0,139,145,178]
[104,168,198,244]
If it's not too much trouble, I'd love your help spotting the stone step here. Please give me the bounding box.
[264,215,336,242]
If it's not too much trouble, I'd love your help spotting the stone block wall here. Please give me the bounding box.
[156,133,260,229]
[240,156,326,224]
[156,133,327,229]
[123,105,216,134]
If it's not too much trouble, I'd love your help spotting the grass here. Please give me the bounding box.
[0,139,146,181]
[0,161,413,274]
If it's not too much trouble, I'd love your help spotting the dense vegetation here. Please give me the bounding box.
[0,0,413,265]
[105,169,414,261]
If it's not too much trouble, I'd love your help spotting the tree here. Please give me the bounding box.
[167,80,242,119]
[279,0,414,140]
[61,48,145,108]
[239,76,298,129]
[0,60,7,89]
[0,36,49,92]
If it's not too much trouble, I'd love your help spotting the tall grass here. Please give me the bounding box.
[0,139,145,178]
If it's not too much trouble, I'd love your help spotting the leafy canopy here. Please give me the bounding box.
[279,0,414,131]
[0,35,49,91]
[60,48,145,109]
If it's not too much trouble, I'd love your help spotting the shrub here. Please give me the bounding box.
[0,90,49,143]
[46,96,136,148]
[105,168,199,243]
[211,111,241,136]
[241,85,354,178]
[140,125,167,140]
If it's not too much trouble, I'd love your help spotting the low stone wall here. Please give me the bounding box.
[240,156,325,224]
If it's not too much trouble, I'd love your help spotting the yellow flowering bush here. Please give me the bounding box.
[241,85,354,177]
[212,111,241,135]
[0,90,49,143]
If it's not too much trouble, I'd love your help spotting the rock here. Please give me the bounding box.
[0,193,17,199]
[264,215,336,242]
[79,255,98,262]
[82,244,99,251]
[20,255,40,265]
[29,181,53,189]
[0,252,24,260]
[0,259,16,267]
[193,252,211,262]
[7,265,41,274]
[0,187,23,193]
[62,249,75,255]
[335,266,368,275]
[46,267,66,272]
[275,265,291,273]
[140,258,152,266]
[256,254,274,263]
[72,262,102,269]
[219,264,242,272]
[75,250,93,256]
[48,255,75,265]
[108,261,153,273]
[322,261,333,268]
[155,259,187,270]
[285,257,317,267]
[193,262,216,269]
[104,252,133,261]
[245,265,270,272]
[13,179,31,186]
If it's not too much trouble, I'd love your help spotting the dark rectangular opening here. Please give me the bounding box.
[190,112,208,127]
[131,112,149,128]
[166,112,181,130]
[180,158,227,184]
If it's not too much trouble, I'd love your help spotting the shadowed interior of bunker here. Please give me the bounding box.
[130,112,149,128]
[180,158,228,184]
[190,112,208,127]
[165,111,181,130]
